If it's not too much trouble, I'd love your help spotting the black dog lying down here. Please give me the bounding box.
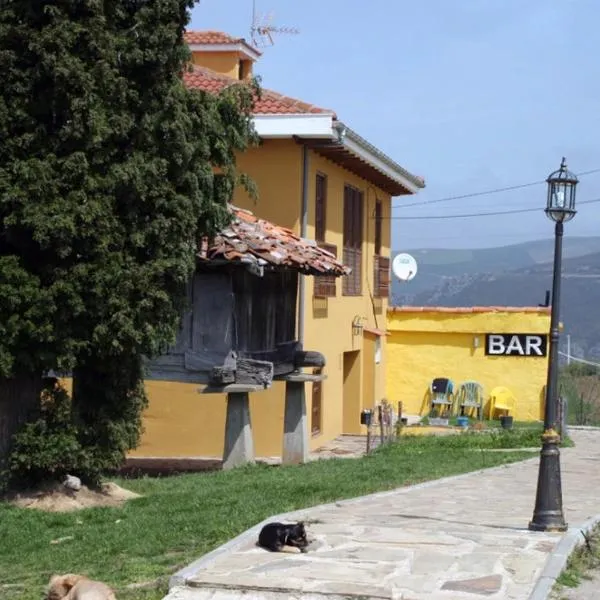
[258,521,309,553]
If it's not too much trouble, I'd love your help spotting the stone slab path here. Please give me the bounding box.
[165,429,600,600]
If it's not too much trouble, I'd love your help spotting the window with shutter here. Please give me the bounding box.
[342,185,363,296]
[374,200,382,255]
[373,200,389,297]
[374,255,390,298]
[313,242,338,297]
[315,173,327,242]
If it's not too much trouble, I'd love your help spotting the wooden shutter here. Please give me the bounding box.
[313,242,337,298]
[374,255,391,298]
[343,185,363,296]
[374,200,382,255]
[315,173,327,242]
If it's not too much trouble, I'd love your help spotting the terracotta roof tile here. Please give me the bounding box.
[184,31,245,45]
[183,65,336,116]
[198,205,351,277]
[388,306,551,315]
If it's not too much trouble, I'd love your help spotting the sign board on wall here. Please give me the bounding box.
[485,333,548,357]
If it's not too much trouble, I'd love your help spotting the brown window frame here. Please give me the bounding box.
[373,255,390,298]
[374,199,382,256]
[373,199,389,297]
[342,184,363,296]
[315,172,327,242]
[313,241,338,298]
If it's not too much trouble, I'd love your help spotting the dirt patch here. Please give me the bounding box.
[5,481,141,512]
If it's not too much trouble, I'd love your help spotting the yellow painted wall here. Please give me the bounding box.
[133,139,394,459]
[191,50,245,79]
[385,309,551,422]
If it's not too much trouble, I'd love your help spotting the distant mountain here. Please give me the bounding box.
[391,236,600,301]
[391,238,600,358]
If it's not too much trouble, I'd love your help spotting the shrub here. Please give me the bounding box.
[3,380,83,489]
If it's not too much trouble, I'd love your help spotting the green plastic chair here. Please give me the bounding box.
[456,381,484,420]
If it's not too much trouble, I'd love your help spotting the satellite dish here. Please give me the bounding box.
[392,253,418,282]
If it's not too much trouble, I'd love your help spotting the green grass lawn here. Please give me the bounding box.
[0,428,554,600]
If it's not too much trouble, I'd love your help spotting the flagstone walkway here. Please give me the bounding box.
[165,428,600,600]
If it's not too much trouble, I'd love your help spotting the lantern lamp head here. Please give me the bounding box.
[545,157,578,223]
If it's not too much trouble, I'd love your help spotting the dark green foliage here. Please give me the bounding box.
[0,0,259,481]
[4,380,82,489]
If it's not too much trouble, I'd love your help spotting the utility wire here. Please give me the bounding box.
[558,351,600,369]
[400,231,600,243]
[385,197,600,221]
[394,167,600,210]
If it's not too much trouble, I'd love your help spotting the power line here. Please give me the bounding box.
[558,351,600,369]
[393,167,600,210]
[399,231,600,243]
[386,197,600,221]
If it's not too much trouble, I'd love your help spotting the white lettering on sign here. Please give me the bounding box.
[525,336,543,356]
[505,336,525,355]
[487,334,506,355]
[485,334,548,357]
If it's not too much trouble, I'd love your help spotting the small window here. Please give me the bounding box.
[238,59,251,80]
[315,173,327,242]
[374,200,382,256]
[343,184,363,296]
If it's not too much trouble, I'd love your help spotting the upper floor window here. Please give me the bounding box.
[343,185,363,296]
[315,173,327,242]
[313,173,336,298]
[373,199,390,298]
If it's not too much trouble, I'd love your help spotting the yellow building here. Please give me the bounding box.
[130,31,425,461]
[386,306,552,422]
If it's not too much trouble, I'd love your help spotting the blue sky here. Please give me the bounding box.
[190,0,600,250]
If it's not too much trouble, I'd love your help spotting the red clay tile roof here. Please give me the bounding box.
[184,65,335,116]
[184,30,262,57]
[185,31,244,45]
[198,206,350,277]
[388,306,551,314]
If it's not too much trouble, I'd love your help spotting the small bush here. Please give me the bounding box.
[3,380,84,489]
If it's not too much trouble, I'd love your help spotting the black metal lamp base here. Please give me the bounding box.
[528,432,568,533]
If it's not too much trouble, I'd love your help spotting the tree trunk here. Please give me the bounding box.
[0,376,42,468]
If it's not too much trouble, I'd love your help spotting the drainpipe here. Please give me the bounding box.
[297,143,310,347]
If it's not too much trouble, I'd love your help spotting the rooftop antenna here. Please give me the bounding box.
[250,0,300,48]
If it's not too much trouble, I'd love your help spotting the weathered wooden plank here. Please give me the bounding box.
[191,273,234,355]
[236,358,273,387]
[184,349,228,372]
[210,365,235,385]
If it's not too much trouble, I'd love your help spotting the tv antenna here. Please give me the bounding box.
[250,0,300,48]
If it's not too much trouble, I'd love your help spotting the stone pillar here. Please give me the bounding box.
[283,380,308,465]
[223,391,255,470]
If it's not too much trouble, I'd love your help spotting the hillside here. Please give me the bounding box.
[391,236,600,300]
[396,250,600,358]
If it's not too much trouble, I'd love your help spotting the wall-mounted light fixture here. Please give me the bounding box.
[352,315,364,336]
[473,336,480,349]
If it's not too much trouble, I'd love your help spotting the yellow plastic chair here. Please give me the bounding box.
[489,386,516,419]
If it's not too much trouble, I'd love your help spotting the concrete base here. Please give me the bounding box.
[282,381,308,465]
[223,392,255,470]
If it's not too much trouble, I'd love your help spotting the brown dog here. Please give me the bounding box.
[46,574,116,600]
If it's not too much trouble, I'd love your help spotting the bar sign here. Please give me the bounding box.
[485,333,548,357]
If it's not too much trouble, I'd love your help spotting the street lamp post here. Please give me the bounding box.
[529,157,578,532]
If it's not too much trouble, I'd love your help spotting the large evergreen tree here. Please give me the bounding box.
[0,0,258,478]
